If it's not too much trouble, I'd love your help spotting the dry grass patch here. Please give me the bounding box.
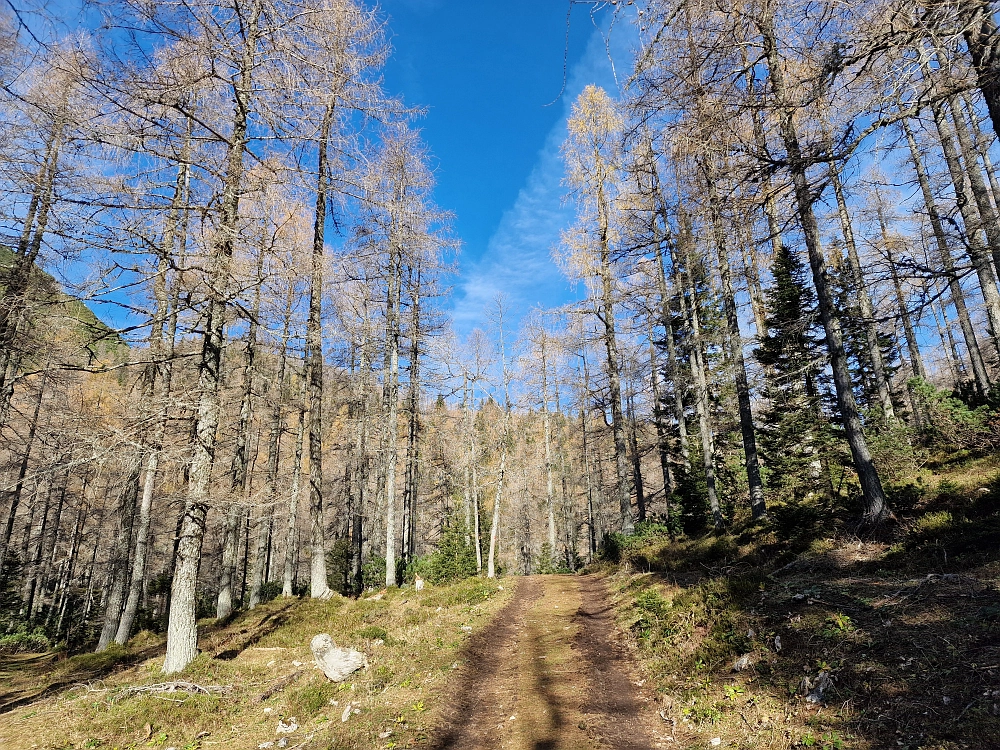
[0,577,513,750]
[603,457,1000,749]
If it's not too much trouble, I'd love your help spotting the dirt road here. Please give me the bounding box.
[429,575,667,750]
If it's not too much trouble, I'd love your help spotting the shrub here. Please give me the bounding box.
[913,511,954,536]
[910,377,998,451]
[867,420,923,482]
[362,556,387,590]
[353,625,389,642]
[325,538,353,595]
[0,626,50,654]
[256,580,282,604]
[409,518,478,585]
[533,543,572,574]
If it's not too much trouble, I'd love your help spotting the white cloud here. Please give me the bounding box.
[450,18,636,335]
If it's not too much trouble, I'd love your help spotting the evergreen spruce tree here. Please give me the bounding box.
[755,244,836,501]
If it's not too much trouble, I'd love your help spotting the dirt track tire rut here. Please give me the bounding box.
[429,574,661,750]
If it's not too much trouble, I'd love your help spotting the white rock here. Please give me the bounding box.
[415,576,425,591]
[311,634,368,682]
[258,743,275,749]
[277,739,288,749]
[276,719,298,734]
[710,738,722,747]
[460,626,473,633]
[292,660,303,667]
[263,707,273,714]
[774,635,782,652]
[341,703,354,723]
[733,654,755,672]
[379,729,393,739]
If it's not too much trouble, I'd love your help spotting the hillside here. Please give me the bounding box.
[0,246,128,363]
[598,454,1000,750]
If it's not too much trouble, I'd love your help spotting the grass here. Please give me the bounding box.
[0,577,512,750]
[600,453,1000,750]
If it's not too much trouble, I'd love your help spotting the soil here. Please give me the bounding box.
[429,574,668,750]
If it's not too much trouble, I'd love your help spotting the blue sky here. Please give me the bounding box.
[380,1,635,335]
[19,0,635,339]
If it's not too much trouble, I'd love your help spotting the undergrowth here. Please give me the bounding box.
[603,453,1000,750]
[0,576,513,750]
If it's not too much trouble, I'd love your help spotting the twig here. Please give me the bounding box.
[257,670,304,702]
[955,699,977,722]
[286,732,316,749]
[117,681,232,702]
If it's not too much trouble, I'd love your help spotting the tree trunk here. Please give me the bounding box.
[737,219,770,346]
[402,267,422,566]
[581,367,598,561]
[216,309,259,618]
[0,114,66,424]
[760,12,889,526]
[901,117,991,393]
[33,472,67,622]
[931,96,1000,352]
[0,371,45,577]
[829,162,897,422]
[53,496,85,637]
[876,201,926,381]
[282,394,306,598]
[163,0,261,675]
[249,284,294,609]
[703,164,766,520]
[956,0,1000,137]
[949,93,1000,276]
[117,152,189,644]
[472,461,482,572]
[307,99,335,600]
[625,387,646,524]
[23,478,56,620]
[962,90,1000,214]
[382,240,403,587]
[647,316,674,525]
[462,375,473,543]
[486,423,507,580]
[97,469,139,652]
[596,185,633,534]
[541,336,556,551]
[653,241,690,473]
[347,318,372,596]
[677,210,722,528]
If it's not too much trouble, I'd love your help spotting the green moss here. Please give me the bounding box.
[289,679,338,716]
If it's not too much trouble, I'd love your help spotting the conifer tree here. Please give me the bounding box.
[755,244,833,501]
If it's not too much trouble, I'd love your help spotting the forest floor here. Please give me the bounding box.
[0,577,516,750]
[0,575,670,750]
[601,453,1000,750]
[1,456,998,750]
